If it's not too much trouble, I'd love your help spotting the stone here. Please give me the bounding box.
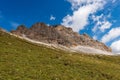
[11,22,112,52]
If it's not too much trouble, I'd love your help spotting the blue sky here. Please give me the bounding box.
[0,0,120,54]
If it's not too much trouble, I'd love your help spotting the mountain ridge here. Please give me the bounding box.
[11,22,111,52]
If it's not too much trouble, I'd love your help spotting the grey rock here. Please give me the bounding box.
[11,22,112,52]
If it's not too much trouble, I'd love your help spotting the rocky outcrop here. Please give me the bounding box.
[11,25,28,36]
[11,22,112,52]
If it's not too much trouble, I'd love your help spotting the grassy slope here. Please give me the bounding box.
[0,31,120,80]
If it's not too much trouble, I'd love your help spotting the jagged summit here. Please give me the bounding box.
[11,22,112,52]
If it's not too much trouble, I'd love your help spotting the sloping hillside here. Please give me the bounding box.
[0,30,120,80]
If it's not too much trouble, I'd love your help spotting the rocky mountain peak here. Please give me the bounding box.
[54,25,65,31]
[11,25,27,36]
[54,25,73,32]
[30,22,48,29]
[11,22,112,52]
[16,25,27,31]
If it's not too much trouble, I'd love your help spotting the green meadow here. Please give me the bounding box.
[0,31,120,80]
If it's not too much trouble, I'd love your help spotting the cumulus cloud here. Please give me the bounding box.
[61,0,106,32]
[50,15,56,21]
[92,14,112,33]
[110,40,120,54]
[67,0,105,10]
[99,21,112,32]
[101,27,120,43]
[92,14,104,32]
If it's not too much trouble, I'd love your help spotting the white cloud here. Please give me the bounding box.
[62,0,106,32]
[101,27,120,43]
[67,0,105,10]
[92,14,112,33]
[92,14,104,22]
[50,15,56,21]
[92,14,104,32]
[99,21,112,32]
[110,40,120,54]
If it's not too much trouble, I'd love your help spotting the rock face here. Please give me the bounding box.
[11,22,112,52]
